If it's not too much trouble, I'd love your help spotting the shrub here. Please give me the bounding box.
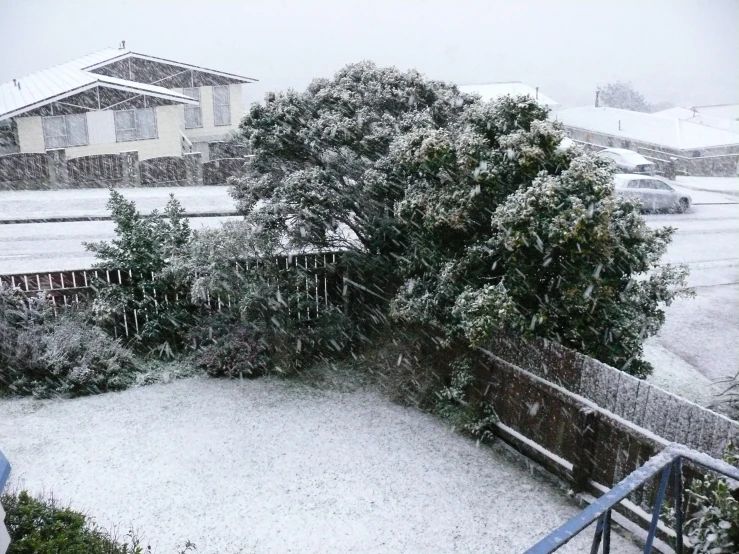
[1,490,148,554]
[0,283,138,397]
[85,190,196,354]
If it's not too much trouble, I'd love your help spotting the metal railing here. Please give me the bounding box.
[0,449,9,554]
[525,443,739,553]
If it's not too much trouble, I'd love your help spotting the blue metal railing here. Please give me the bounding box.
[525,443,739,554]
[0,450,9,494]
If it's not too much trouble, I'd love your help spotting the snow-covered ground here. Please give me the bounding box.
[676,176,739,198]
[0,377,640,554]
[0,186,237,221]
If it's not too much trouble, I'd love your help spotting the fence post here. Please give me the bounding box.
[46,148,68,188]
[121,150,141,187]
[183,152,203,186]
[572,407,597,492]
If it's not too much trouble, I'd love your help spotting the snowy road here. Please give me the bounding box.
[0,377,641,554]
[0,186,239,274]
[643,179,739,404]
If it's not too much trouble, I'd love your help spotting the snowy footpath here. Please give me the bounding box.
[0,377,640,553]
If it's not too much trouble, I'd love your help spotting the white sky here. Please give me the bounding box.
[0,0,737,110]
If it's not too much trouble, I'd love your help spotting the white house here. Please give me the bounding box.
[553,106,739,176]
[458,81,559,109]
[0,46,257,161]
[653,107,739,134]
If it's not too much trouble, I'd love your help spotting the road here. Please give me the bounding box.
[0,186,239,274]
[642,179,739,406]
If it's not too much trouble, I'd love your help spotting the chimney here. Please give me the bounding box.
[618,120,621,131]
[595,89,600,107]
[535,86,539,100]
[120,40,126,50]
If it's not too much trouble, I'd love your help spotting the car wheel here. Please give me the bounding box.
[678,198,690,213]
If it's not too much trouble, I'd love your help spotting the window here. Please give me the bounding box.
[184,87,202,129]
[42,114,89,149]
[114,108,158,142]
[213,85,231,126]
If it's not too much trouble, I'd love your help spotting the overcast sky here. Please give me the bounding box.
[1,0,737,110]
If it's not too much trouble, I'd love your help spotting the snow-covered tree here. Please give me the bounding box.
[232,63,688,376]
[231,61,474,260]
[598,81,672,113]
[389,123,690,377]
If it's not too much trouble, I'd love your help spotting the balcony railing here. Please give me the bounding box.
[525,443,739,554]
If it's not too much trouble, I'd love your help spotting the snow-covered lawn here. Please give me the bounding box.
[0,377,640,553]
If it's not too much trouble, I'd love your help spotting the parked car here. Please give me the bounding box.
[597,148,657,175]
[613,174,692,212]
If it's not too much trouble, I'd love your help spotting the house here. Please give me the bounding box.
[0,46,257,162]
[458,81,559,109]
[692,103,739,121]
[553,106,739,176]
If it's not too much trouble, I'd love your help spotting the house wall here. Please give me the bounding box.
[16,116,45,153]
[14,104,184,161]
[179,84,242,142]
[565,126,739,177]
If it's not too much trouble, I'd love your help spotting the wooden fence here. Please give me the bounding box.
[0,252,347,337]
[478,332,739,542]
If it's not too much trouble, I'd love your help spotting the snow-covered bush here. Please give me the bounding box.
[433,355,499,442]
[86,190,196,353]
[387,106,690,377]
[173,220,359,375]
[0,283,138,397]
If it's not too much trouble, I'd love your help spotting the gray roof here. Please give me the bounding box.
[0,48,257,121]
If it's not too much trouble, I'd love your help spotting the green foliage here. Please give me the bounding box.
[85,190,196,353]
[174,220,358,375]
[662,445,739,553]
[433,355,499,442]
[1,490,147,554]
[233,61,686,376]
[388,120,690,376]
[0,283,138,397]
[683,445,739,552]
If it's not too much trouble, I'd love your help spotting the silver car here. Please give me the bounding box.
[613,174,692,213]
[598,148,657,175]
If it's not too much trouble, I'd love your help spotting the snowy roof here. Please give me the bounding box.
[653,107,739,134]
[0,48,257,121]
[458,82,559,107]
[553,106,739,150]
[693,104,739,121]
